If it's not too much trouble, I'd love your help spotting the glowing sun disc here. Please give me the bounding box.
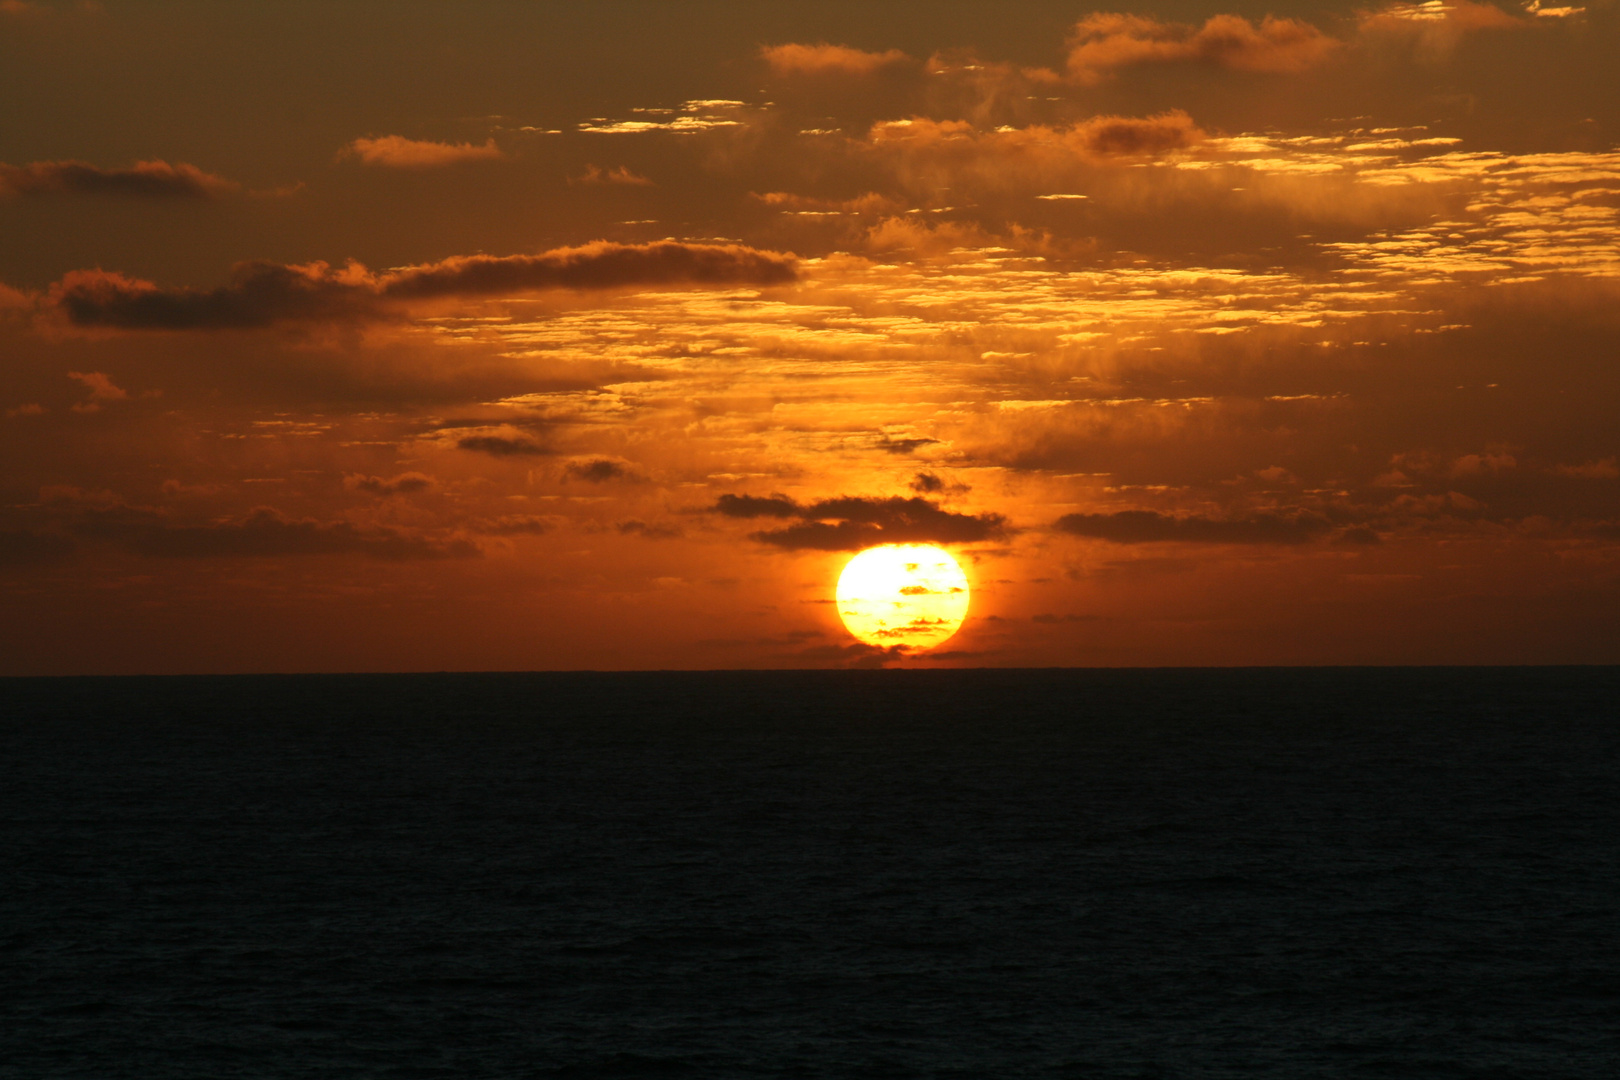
[836,544,970,651]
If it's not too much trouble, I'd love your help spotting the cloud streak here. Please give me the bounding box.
[716,493,1008,550]
[762,42,912,76]
[0,159,236,199]
[44,241,799,329]
[344,136,505,167]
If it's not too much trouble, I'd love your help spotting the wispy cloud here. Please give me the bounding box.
[0,159,236,199]
[44,241,799,329]
[343,135,505,168]
[761,42,912,76]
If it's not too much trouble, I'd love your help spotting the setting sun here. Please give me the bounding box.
[836,544,970,652]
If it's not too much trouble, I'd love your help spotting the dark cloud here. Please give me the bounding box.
[0,159,237,199]
[1063,13,1342,84]
[794,641,910,667]
[714,493,1008,550]
[564,458,631,483]
[910,471,969,495]
[45,242,799,330]
[1054,509,1328,544]
[876,433,938,454]
[616,519,682,539]
[79,507,477,560]
[379,242,797,300]
[344,472,433,496]
[0,529,75,566]
[456,434,548,456]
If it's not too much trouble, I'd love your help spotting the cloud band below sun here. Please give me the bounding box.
[40,241,799,329]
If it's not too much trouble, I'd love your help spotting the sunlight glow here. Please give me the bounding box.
[836,544,970,652]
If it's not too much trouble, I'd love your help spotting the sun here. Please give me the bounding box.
[836,544,970,652]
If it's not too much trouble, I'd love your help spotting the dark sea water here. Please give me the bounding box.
[3,668,1618,1079]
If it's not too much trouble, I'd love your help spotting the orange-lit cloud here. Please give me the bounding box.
[66,370,127,412]
[43,241,799,329]
[572,164,653,186]
[753,191,902,215]
[343,135,505,168]
[1063,13,1342,84]
[0,159,237,198]
[870,111,1204,159]
[761,42,912,76]
[5,5,1620,672]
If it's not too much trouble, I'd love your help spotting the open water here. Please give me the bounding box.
[3,668,1618,1078]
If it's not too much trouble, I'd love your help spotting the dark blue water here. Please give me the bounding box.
[3,668,1618,1078]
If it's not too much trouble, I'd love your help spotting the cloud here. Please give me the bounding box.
[563,457,633,482]
[616,518,683,539]
[714,492,1008,550]
[1054,509,1329,544]
[44,241,799,329]
[343,135,504,168]
[66,371,127,412]
[456,433,548,457]
[0,529,75,566]
[344,472,433,495]
[910,471,971,495]
[80,507,477,560]
[1553,459,1620,480]
[0,159,237,199]
[866,112,1206,187]
[571,164,653,186]
[1063,13,1343,84]
[761,42,912,76]
[753,191,901,215]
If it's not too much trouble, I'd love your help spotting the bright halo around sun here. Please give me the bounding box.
[836,544,970,652]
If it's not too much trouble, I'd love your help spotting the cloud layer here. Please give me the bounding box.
[716,494,1008,550]
[45,242,799,329]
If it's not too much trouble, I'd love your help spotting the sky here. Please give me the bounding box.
[2,0,1618,673]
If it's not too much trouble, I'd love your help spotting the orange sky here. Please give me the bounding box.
[3,0,1618,673]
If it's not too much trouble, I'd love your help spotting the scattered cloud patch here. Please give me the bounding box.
[67,370,127,412]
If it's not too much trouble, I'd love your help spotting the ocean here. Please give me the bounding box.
[3,668,1617,1078]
